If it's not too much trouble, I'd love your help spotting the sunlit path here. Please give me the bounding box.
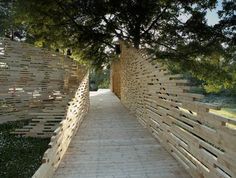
[53,89,190,178]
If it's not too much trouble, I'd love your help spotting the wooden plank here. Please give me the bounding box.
[112,42,236,178]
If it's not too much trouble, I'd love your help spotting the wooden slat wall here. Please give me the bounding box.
[111,59,121,98]
[33,73,89,178]
[112,42,236,178]
[0,38,87,137]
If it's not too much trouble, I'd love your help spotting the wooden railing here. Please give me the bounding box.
[111,42,236,178]
[32,73,89,178]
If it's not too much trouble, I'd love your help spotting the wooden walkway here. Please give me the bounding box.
[53,89,191,178]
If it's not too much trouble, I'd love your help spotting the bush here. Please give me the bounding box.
[89,68,110,90]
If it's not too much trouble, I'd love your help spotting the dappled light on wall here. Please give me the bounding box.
[0,38,87,137]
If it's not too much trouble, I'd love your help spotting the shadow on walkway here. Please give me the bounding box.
[54,89,190,178]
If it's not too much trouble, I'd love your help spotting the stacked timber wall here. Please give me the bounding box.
[33,73,89,178]
[0,38,90,177]
[0,38,87,137]
[111,42,236,178]
[111,59,121,98]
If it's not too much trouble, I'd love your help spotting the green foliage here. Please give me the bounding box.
[0,0,32,41]
[165,49,236,93]
[99,79,110,89]
[12,1,224,60]
[90,68,110,90]
[3,0,236,93]
[203,82,224,93]
[0,0,13,37]
[0,120,49,178]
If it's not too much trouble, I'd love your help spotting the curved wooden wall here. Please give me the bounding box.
[111,42,236,178]
[111,59,121,98]
[0,38,87,137]
[33,73,89,178]
[0,38,90,177]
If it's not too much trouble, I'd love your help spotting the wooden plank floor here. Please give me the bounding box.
[53,89,191,178]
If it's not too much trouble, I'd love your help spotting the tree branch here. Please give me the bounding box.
[55,0,82,30]
[101,16,123,39]
[141,6,168,37]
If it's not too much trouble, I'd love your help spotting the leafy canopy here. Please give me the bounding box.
[4,0,236,92]
[0,0,13,37]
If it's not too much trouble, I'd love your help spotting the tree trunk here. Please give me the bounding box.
[133,24,141,49]
[133,16,142,49]
[11,29,14,41]
[133,36,140,49]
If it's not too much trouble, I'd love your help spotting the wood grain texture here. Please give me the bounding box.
[111,59,121,98]
[0,38,90,177]
[0,38,87,137]
[53,89,190,178]
[33,73,89,178]
[111,42,236,178]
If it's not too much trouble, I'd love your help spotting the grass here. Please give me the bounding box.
[202,95,236,119]
[211,107,236,119]
[0,120,50,178]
